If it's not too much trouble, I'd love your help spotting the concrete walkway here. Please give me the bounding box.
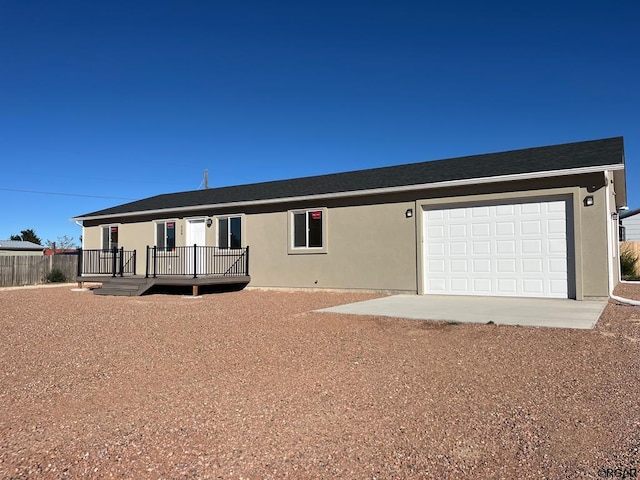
[317,294,609,329]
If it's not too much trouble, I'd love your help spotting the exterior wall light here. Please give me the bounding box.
[206,218,213,228]
[584,196,594,207]
[405,209,413,218]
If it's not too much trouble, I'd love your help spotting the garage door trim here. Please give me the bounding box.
[418,194,577,299]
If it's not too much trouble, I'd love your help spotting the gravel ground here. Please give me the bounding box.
[0,284,639,479]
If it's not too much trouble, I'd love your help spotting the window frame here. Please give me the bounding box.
[154,220,177,254]
[216,215,244,249]
[287,208,328,255]
[100,224,119,252]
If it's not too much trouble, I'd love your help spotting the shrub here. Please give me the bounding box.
[620,246,638,278]
[46,268,67,283]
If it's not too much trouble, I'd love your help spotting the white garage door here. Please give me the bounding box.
[423,199,570,298]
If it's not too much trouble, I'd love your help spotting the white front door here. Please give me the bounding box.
[423,198,571,298]
[186,219,206,275]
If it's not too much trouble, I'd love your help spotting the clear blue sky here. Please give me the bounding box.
[1,0,638,245]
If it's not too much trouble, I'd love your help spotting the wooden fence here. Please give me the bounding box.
[0,255,78,287]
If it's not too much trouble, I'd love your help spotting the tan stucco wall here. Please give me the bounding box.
[246,202,417,291]
[80,171,615,298]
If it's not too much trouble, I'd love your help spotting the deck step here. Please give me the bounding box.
[92,277,155,296]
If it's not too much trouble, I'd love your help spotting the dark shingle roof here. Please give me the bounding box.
[75,137,624,219]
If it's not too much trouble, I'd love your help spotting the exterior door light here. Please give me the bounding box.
[584,196,594,207]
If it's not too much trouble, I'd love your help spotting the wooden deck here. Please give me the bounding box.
[77,274,251,296]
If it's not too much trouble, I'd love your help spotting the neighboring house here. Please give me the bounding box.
[72,137,627,300]
[0,240,44,256]
[620,208,640,241]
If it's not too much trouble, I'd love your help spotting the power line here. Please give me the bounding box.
[0,187,135,200]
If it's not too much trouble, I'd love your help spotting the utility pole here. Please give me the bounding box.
[204,169,209,189]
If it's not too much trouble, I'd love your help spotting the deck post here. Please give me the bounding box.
[245,246,250,276]
[192,285,198,296]
[76,248,83,277]
[193,244,197,279]
[153,246,157,278]
[111,247,117,277]
[119,247,124,277]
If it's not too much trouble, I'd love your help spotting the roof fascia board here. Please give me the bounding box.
[72,163,625,222]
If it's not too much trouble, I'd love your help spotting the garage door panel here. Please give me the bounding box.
[522,279,544,294]
[548,258,566,272]
[473,259,491,273]
[429,242,445,255]
[451,278,469,291]
[497,278,517,293]
[472,223,491,236]
[428,277,447,291]
[449,242,467,255]
[472,241,491,254]
[521,221,542,235]
[496,259,516,273]
[521,239,542,254]
[449,224,467,237]
[424,198,570,299]
[496,240,515,254]
[496,222,515,236]
[450,259,468,273]
[428,225,445,238]
[473,278,492,292]
[428,259,445,273]
[522,258,543,273]
[548,219,565,234]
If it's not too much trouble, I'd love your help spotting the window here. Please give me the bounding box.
[289,209,327,253]
[218,216,242,249]
[101,225,118,251]
[156,221,176,251]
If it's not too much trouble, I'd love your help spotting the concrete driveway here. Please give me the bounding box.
[317,294,608,329]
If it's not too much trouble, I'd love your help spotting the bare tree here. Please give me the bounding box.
[45,235,78,251]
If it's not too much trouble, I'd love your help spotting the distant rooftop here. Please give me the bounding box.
[0,240,44,250]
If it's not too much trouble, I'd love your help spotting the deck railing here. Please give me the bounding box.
[146,245,249,278]
[77,248,137,277]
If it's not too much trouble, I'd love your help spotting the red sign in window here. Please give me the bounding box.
[167,222,174,228]
[111,226,118,233]
[311,211,322,220]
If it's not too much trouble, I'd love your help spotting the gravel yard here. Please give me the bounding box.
[1,284,639,479]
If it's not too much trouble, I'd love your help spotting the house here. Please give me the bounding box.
[619,207,640,241]
[0,240,44,256]
[72,137,627,300]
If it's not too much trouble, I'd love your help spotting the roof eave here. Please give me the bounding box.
[71,163,625,223]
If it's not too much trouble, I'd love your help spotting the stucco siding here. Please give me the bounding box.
[578,184,610,297]
[246,202,417,292]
